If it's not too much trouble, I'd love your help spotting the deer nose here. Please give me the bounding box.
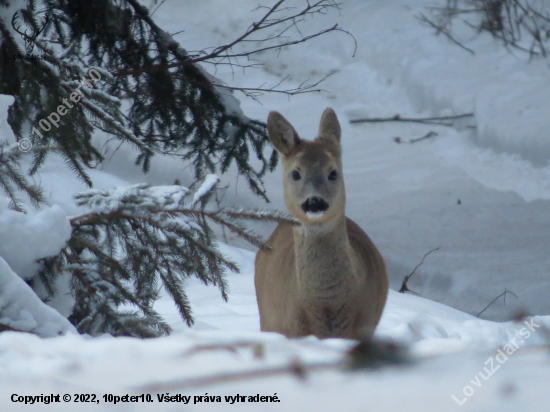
[301,197,329,213]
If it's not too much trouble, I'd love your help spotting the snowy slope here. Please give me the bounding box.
[1,0,550,411]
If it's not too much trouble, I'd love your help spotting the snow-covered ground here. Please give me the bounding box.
[1,0,550,410]
[1,244,550,411]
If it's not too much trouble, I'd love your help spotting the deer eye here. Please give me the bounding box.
[291,170,301,181]
[328,170,337,181]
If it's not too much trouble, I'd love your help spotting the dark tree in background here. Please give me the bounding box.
[0,0,345,336]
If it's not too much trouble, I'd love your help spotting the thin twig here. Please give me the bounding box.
[216,72,334,101]
[350,113,473,126]
[410,131,438,143]
[149,0,168,17]
[399,247,441,295]
[417,12,476,55]
[477,288,518,318]
[420,1,550,59]
[113,1,354,77]
[393,131,438,144]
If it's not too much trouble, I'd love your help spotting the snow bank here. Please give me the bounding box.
[174,242,550,352]
[0,201,71,279]
[0,256,76,337]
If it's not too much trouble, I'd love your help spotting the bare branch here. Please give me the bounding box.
[418,1,550,58]
[417,12,476,55]
[111,25,350,77]
[410,131,438,144]
[477,288,518,318]
[399,247,441,295]
[350,113,474,126]
[192,25,348,63]
[216,72,335,100]
[112,0,356,84]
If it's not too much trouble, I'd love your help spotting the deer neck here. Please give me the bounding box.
[293,214,355,299]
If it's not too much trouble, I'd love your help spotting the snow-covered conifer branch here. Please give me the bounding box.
[0,142,46,212]
[37,176,296,337]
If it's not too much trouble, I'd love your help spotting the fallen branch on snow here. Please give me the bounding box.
[350,113,474,126]
[394,131,438,144]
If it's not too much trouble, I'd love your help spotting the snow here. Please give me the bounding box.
[73,183,198,218]
[1,0,550,410]
[195,0,550,321]
[0,202,71,280]
[190,174,219,207]
[196,64,247,119]
[0,256,76,337]
[0,243,550,411]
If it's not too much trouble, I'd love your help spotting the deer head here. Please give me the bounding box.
[267,108,345,225]
[11,10,48,54]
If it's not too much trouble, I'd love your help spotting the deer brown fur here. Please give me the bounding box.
[254,108,388,339]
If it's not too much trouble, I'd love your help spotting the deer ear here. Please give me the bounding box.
[267,111,300,156]
[317,107,341,144]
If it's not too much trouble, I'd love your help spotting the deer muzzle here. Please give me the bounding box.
[302,197,329,220]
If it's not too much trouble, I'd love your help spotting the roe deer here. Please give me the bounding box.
[254,108,388,339]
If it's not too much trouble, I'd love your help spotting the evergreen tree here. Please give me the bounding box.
[0,0,344,336]
[1,0,276,194]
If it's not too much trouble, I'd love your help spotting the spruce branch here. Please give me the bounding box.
[0,142,46,212]
[36,176,297,337]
